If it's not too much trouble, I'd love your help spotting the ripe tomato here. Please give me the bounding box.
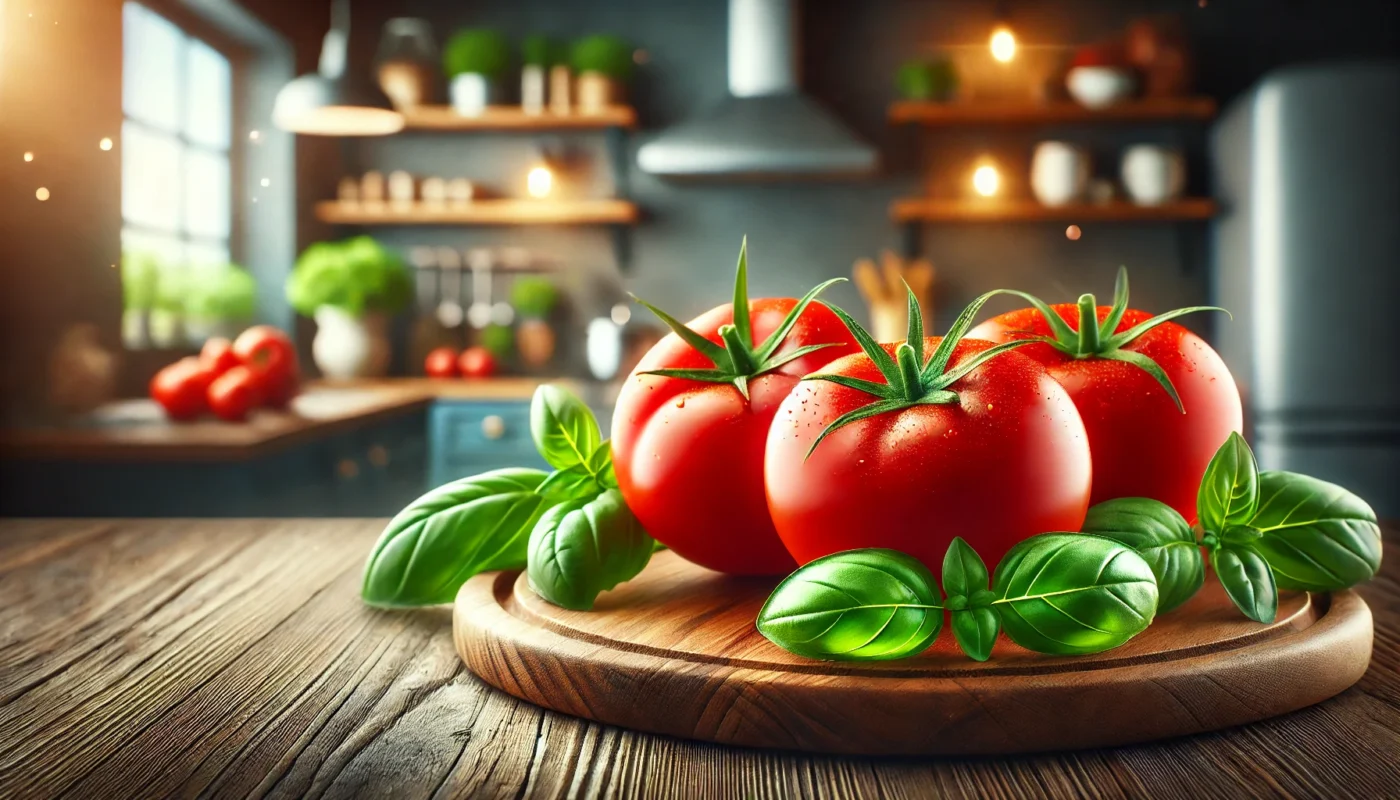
[968,269,1242,524]
[765,293,1092,573]
[199,337,241,376]
[612,242,860,575]
[425,346,459,378]
[233,325,299,407]
[150,357,217,421]
[207,365,263,422]
[458,346,497,378]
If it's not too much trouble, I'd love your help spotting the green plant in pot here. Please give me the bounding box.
[571,34,633,113]
[443,28,511,117]
[510,276,559,369]
[121,251,159,348]
[897,56,958,102]
[184,262,257,342]
[520,35,561,115]
[286,236,411,380]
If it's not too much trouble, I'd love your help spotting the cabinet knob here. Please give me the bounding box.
[481,414,506,440]
[337,458,360,480]
[367,444,390,468]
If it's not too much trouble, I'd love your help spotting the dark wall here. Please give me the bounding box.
[338,0,1399,336]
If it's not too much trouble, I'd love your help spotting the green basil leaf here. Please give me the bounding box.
[1250,471,1382,591]
[941,536,989,601]
[362,469,551,607]
[1197,432,1259,535]
[527,488,654,610]
[588,439,618,489]
[1221,525,1263,545]
[1211,544,1278,623]
[1081,497,1205,613]
[992,534,1159,655]
[951,607,1000,662]
[537,463,600,502]
[529,385,601,470]
[757,549,944,661]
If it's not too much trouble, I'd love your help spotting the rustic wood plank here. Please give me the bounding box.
[0,519,1397,799]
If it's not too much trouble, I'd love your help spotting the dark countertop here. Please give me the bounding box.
[0,378,587,463]
[1,519,1398,799]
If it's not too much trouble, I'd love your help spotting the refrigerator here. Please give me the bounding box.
[1212,61,1400,517]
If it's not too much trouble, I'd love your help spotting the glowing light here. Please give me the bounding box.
[23,152,34,162]
[610,303,632,325]
[972,165,1000,197]
[249,130,261,141]
[990,26,1017,63]
[260,178,271,187]
[1066,225,1082,241]
[99,137,113,151]
[36,187,50,201]
[527,165,553,199]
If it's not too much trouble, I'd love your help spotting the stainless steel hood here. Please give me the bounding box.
[636,0,878,179]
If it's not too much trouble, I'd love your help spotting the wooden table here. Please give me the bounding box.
[2,519,1398,799]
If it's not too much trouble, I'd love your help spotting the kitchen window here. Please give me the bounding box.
[121,1,235,347]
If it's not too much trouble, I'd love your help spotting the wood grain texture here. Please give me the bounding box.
[454,550,1371,756]
[314,199,640,227]
[401,104,637,131]
[890,197,1218,224]
[0,378,570,462]
[888,97,1218,125]
[1,519,1398,799]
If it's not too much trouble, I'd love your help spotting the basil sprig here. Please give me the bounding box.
[1076,432,1382,623]
[758,534,1159,661]
[362,385,650,608]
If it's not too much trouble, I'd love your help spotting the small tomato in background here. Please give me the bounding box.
[458,347,497,379]
[233,326,296,381]
[425,347,459,378]
[150,357,217,421]
[199,337,241,376]
[207,365,263,422]
[968,268,1242,524]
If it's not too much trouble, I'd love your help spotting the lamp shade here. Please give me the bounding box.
[272,73,404,136]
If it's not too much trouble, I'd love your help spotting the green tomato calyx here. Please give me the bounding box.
[631,237,846,402]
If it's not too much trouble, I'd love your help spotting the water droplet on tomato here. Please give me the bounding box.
[676,398,686,408]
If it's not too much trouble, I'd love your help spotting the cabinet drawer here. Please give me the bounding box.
[432,401,533,455]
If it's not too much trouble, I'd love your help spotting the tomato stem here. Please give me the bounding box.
[1076,294,1101,355]
[718,324,757,374]
[895,343,924,400]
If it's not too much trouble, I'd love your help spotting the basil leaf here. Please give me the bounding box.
[530,385,601,470]
[1250,471,1382,591]
[588,439,618,489]
[362,469,551,607]
[941,538,998,660]
[537,463,600,502]
[951,606,1000,662]
[1082,497,1204,613]
[527,488,654,610]
[941,536,989,600]
[1211,544,1278,623]
[1197,432,1259,535]
[992,534,1159,655]
[757,549,944,661]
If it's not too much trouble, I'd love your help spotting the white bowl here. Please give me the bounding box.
[1066,66,1137,109]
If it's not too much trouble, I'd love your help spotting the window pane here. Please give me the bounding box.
[184,149,230,238]
[123,3,183,131]
[122,227,184,272]
[186,239,230,269]
[186,41,231,149]
[122,121,182,232]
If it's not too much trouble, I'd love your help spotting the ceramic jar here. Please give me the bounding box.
[1121,145,1186,206]
[312,306,391,380]
[1031,141,1091,206]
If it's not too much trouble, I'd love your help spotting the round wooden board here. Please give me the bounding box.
[454,550,1373,756]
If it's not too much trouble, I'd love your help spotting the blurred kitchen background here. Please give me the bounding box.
[0,0,1396,517]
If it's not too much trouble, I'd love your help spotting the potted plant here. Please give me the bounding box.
[521,35,559,115]
[286,236,412,379]
[184,262,257,342]
[443,29,511,116]
[510,276,558,368]
[121,251,158,349]
[896,56,958,102]
[570,35,633,114]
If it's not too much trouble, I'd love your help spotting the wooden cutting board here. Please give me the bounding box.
[454,550,1372,756]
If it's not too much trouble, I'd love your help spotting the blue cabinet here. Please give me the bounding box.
[428,400,546,486]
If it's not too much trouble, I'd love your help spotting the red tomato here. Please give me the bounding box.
[199,337,241,376]
[207,365,263,422]
[425,347,459,378]
[970,300,1242,524]
[765,337,1092,573]
[232,325,299,407]
[613,269,861,576]
[458,347,497,378]
[260,369,300,409]
[150,357,217,421]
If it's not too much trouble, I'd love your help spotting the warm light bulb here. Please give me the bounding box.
[23,152,34,162]
[1066,225,1082,241]
[990,26,1017,63]
[973,165,1000,197]
[99,137,113,151]
[36,187,50,201]
[527,166,553,199]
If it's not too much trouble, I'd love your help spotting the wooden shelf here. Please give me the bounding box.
[889,97,1217,126]
[890,197,1218,223]
[400,105,637,131]
[315,199,640,226]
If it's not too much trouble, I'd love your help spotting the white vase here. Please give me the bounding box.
[1030,141,1090,206]
[1121,145,1186,206]
[450,73,491,117]
[521,64,546,115]
[312,307,391,380]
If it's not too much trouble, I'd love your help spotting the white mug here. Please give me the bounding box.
[1121,145,1185,206]
[1031,141,1090,207]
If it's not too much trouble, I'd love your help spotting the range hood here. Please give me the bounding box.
[636,0,878,179]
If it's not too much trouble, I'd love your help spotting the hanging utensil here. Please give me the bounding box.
[435,246,464,329]
[466,248,495,329]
